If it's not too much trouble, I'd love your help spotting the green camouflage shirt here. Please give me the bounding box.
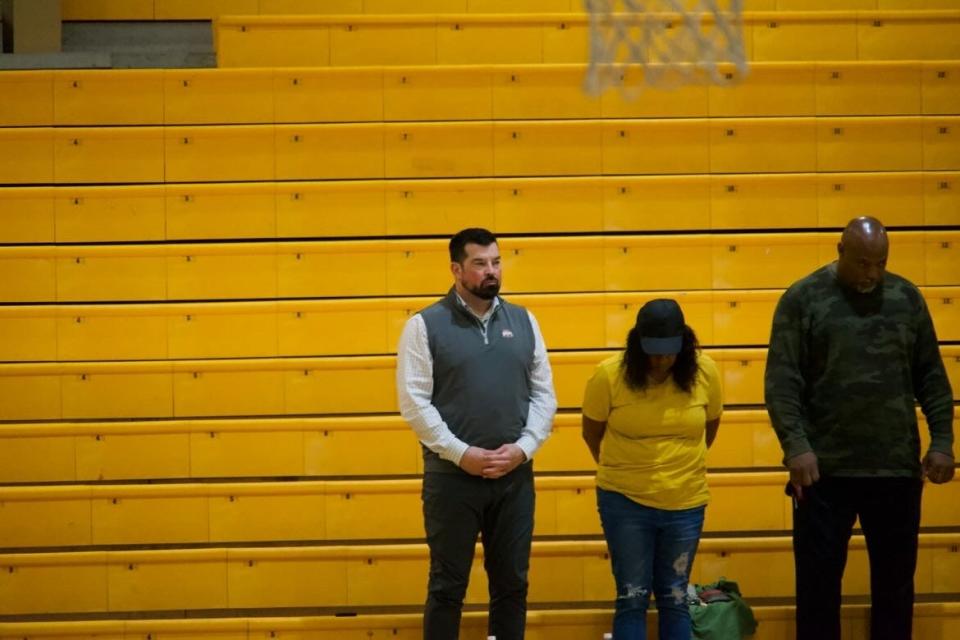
[764,264,954,477]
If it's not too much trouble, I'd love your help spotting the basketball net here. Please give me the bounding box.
[584,0,749,96]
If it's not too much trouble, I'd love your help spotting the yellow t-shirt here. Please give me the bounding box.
[582,352,723,510]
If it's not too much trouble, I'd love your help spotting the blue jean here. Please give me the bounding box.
[597,488,705,640]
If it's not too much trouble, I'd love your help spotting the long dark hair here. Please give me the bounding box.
[620,324,700,393]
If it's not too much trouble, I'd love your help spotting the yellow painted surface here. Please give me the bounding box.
[385,123,494,178]
[54,128,165,184]
[0,499,91,548]
[815,63,921,116]
[926,233,960,286]
[227,555,348,608]
[191,430,304,478]
[502,240,605,293]
[0,436,75,482]
[58,314,169,360]
[924,118,960,171]
[210,493,325,542]
[169,312,277,359]
[604,82,709,119]
[925,173,960,226]
[603,178,711,232]
[603,120,710,175]
[173,371,285,417]
[56,254,167,302]
[713,236,820,289]
[541,21,589,64]
[0,71,53,126]
[55,187,166,243]
[709,64,816,117]
[495,180,602,233]
[929,292,960,342]
[275,69,383,123]
[76,433,190,481]
[53,71,164,125]
[108,554,228,611]
[858,16,960,60]
[818,117,923,172]
[218,23,332,67]
[285,366,397,414]
[0,559,108,614]
[325,491,422,540]
[0,375,62,420]
[278,244,387,298]
[276,124,384,180]
[166,252,277,300]
[384,68,492,121]
[604,239,712,291]
[275,183,386,238]
[493,68,598,120]
[753,21,858,61]
[278,305,388,356]
[712,295,779,346]
[164,70,274,125]
[711,176,818,229]
[0,129,54,185]
[436,23,542,65]
[155,0,257,20]
[93,496,209,545]
[719,357,766,405]
[0,188,55,243]
[166,184,276,241]
[386,182,495,235]
[61,372,173,419]
[0,316,57,361]
[1,253,58,303]
[165,126,275,183]
[331,23,435,66]
[711,118,817,173]
[817,174,924,228]
[61,0,153,19]
[495,122,603,176]
[922,64,960,115]
[304,429,419,476]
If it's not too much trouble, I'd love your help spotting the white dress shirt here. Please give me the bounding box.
[396,294,557,467]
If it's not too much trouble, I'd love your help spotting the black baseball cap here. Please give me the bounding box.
[637,298,685,355]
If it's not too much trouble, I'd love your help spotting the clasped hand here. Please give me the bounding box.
[460,444,526,479]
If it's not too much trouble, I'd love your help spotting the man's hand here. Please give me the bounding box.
[481,444,526,479]
[459,446,491,476]
[922,450,955,485]
[787,451,820,500]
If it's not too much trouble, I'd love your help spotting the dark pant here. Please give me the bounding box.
[792,476,923,640]
[421,464,535,640]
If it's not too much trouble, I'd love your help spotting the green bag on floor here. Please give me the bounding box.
[689,577,758,640]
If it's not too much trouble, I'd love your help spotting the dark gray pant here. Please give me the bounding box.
[421,464,535,640]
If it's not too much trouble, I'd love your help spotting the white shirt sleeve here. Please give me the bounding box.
[395,314,470,466]
[515,310,558,460]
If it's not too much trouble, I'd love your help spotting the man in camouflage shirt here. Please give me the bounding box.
[764,216,955,640]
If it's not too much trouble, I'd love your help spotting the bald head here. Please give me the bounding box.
[836,216,888,293]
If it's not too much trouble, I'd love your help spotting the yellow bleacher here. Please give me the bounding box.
[3,116,960,184]
[2,0,959,635]
[212,12,960,68]
[0,410,953,483]
[1,171,958,245]
[0,287,957,362]
[0,231,957,303]
[0,346,958,421]
[3,533,960,615]
[3,62,960,128]
[6,471,960,549]
[58,0,960,21]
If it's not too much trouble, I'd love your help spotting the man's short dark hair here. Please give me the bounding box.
[449,228,498,263]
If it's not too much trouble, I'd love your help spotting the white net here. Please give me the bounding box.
[584,0,748,96]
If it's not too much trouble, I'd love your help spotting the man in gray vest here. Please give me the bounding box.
[396,227,558,640]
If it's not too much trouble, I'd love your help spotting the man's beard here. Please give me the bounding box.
[465,279,500,300]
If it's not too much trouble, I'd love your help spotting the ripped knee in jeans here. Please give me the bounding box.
[616,583,650,611]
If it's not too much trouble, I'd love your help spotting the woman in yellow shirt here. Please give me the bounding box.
[582,298,722,640]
